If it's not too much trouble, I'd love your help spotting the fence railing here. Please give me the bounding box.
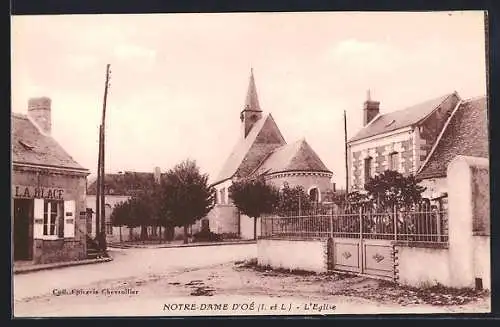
[260,209,449,244]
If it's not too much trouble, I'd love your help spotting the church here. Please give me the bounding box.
[203,69,334,239]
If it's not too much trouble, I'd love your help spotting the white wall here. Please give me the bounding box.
[240,215,261,240]
[396,246,450,287]
[258,239,328,273]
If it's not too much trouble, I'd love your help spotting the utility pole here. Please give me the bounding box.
[98,64,111,253]
[344,110,349,202]
[95,127,101,243]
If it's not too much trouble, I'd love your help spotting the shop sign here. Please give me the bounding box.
[13,185,65,200]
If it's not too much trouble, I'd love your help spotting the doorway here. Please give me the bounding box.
[13,199,33,261]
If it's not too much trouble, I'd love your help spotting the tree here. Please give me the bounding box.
[160,159,215,244]
[364,170,426,211]
[229,176,279,240]
[275,183,312,215]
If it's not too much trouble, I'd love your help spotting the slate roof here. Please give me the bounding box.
[349,92,457,142]
[214,113,286,184]
[416,96,489,180]
[250,138,332,176]
[12,113,87,171]
[87,171,161,196]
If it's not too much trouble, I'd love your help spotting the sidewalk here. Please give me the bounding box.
[108,239,257,249]
[13,257,113,275]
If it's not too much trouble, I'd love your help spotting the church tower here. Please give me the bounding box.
[240,68,263,138]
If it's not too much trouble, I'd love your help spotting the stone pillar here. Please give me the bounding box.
[447,155,489,288]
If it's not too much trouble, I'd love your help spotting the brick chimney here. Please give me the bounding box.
[363,90,380,126]
[154,167,161,184]
[28,97,52,134]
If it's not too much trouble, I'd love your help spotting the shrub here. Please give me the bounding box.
[193,230,222,242]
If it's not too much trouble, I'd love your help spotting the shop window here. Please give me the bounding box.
[43,200,64,238]
[34,199,76,239]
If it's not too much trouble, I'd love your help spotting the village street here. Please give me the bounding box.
[13,243,490,317]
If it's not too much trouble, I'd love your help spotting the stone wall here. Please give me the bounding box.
[266,172,333,202]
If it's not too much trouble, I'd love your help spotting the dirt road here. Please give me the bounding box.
[14,259,490,317]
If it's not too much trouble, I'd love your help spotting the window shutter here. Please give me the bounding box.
[33,199,44,239]
[64,200,76,238]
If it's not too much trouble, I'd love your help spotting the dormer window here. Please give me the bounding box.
[18,140,34,150]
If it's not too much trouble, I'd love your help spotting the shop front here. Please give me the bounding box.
[12,165,89,264]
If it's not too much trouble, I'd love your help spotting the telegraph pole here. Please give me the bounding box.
[98,64,111,253]
[344,110,349,202]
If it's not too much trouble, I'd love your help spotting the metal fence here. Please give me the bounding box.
[261,208,449,244]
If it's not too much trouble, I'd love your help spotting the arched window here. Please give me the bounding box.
[309,187,320,203]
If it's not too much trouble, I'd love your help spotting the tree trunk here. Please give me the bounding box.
[119,226,122,243]
[129,227,133,241]
[159,225,162,244]
[140,225,148,241]
[253,217,257,241]
[183,225,189,244]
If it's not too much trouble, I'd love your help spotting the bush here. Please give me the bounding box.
[221,232,240,240]
[193,230,222,242]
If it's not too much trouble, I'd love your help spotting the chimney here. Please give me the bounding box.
[154,167,161,184]
[363,90,380,126]
[28,97,52,134]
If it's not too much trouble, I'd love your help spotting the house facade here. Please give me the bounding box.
[207,69,334,238]
[86,167,192,243]
[12,97,90,264]
[347,91,461,191]
[416,96,489,199]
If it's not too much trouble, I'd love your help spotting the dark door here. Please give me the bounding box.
[201,219,210,232]
[14,199,33,261]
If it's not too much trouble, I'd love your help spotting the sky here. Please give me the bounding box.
[11,11,487,187]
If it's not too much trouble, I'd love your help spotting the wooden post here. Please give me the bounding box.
[393,205,398,241]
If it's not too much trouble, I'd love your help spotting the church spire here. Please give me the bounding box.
[244,68,262,112]
[240,68,263,138]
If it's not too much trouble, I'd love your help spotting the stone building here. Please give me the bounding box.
[416,96,488,200]
[12,97,90,264]
[86,167,190,242]
[207,69,334,239]
[347,91,462,191]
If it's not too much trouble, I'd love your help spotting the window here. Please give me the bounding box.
[389,152,399,172]
[364,157,373,181]
[309,188,319,203]
[219,188,226,205]
[106,222,113,235]
[43,200,63,237]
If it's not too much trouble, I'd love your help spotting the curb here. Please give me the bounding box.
[108,240,257,249]
[13,257,113,275]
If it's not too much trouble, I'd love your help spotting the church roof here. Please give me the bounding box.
[416,96,489,180]
[349,92,458,143]
[214,113,286,184]
[250,138,332,177]
[12,113,88,171]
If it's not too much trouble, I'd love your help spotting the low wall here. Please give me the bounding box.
[473,235,490,290]
[240,215,261,240]
[396,246,450,287]
[257,239,328,273]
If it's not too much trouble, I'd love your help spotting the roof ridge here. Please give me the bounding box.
[417,99,464,176]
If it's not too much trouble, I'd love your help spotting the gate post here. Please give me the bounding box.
[393,206,398,241]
